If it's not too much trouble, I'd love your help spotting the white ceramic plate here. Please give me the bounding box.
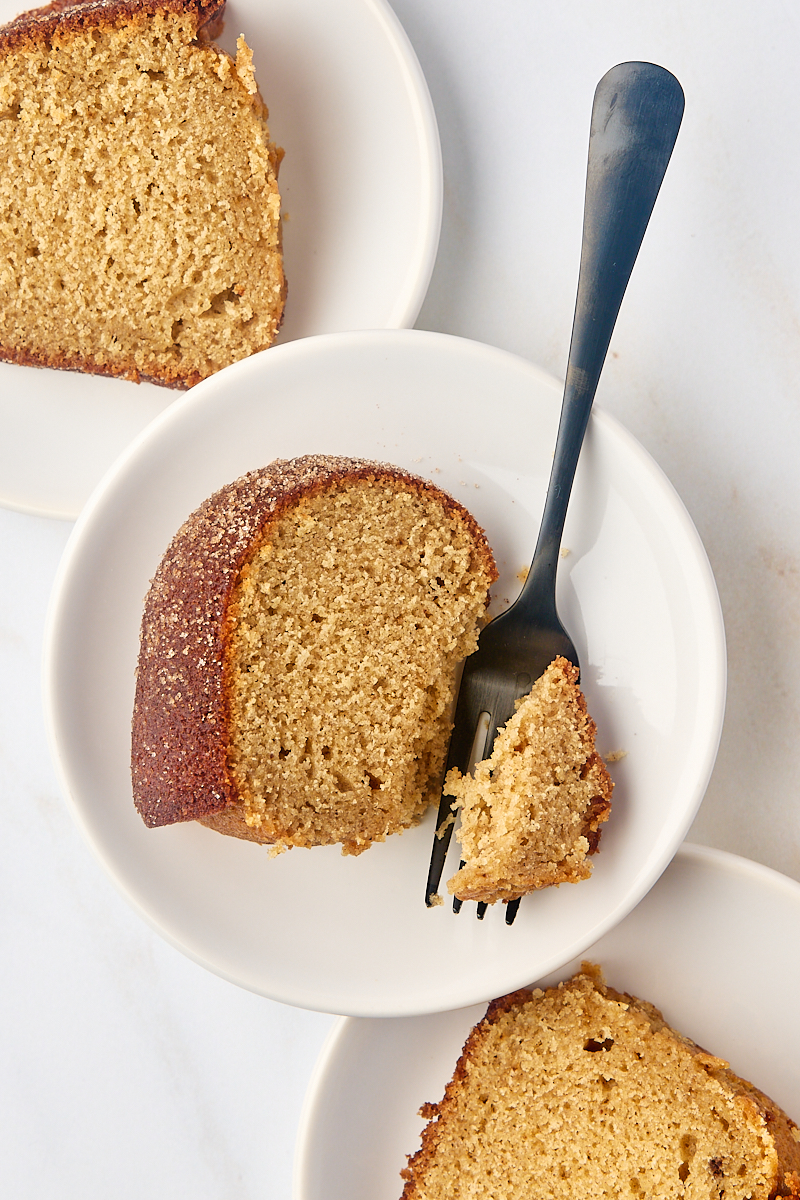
[0,0,441,519]
[44,329,725,1017]
[294,844,800,1200]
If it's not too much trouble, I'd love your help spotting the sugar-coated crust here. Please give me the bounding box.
[401,967,800,1200]
[131,455,497,830]
[0,0,225,53]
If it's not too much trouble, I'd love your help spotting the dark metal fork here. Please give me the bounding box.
[425,61,685,922]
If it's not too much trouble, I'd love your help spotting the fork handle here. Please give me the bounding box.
[520,62,684,618]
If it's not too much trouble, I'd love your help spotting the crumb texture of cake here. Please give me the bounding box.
[0,0,285,388]
[445,656,613,903]
[131,455,497,854]
[401,966,800,1200]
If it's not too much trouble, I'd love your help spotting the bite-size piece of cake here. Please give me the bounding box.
[446,655,613,904]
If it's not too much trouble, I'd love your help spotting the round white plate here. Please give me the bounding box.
[0,0,441,519]
[44,329,725,1017]
[295,844,800,1200]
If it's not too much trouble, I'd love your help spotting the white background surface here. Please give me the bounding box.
[2,1,800,1197]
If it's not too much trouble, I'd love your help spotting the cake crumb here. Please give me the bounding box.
[234,34,257,94]
[436,812,456,839]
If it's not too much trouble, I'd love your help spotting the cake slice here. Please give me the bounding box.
[0,0,285,387]
[401,966,800,1200]
[445,656,612,903]
[131,456,498,855]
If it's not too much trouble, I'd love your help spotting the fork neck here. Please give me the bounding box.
[516,373,593,620]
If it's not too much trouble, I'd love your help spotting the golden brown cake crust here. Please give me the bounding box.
[0,0,224,54]
[131,455,497,831]
[0,341,191,389]
[401,968,800,1200]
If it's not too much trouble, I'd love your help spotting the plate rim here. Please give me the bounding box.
[291,842,800,1199]
[356,0,443,331]
[42,329,727,1017]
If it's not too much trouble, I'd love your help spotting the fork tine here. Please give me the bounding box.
[451,862,466,912]
[449,689,518,918]
[425,662,530,908]
[458,890,522,923]
[424,757,472,907]
[425,674,489,906]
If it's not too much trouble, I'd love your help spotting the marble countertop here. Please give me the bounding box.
[2,1,799,1195]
